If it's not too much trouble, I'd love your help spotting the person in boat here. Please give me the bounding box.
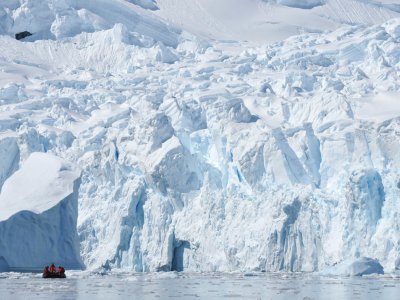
[43,266,49,275]
[49,263,56,273]
[58,266,65,275]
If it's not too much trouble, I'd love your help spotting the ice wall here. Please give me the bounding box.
[74,19,400,273]
[0,153,83,271]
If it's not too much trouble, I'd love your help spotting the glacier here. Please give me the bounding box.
[0,0,399,275]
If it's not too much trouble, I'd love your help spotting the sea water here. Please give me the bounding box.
[0,272,399,299]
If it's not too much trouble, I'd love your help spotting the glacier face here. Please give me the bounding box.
[0,1,400,273]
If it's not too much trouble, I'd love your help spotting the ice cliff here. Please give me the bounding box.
[0,0,399,274]
[0,152,83,271]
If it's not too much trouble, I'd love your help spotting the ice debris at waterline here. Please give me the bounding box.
[350,257,384,276]
[322,257,385,276]
[0,153,83,272]
[0,0,399,274]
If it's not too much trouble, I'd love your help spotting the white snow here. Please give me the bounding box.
[0,152,80,221]
[154,0,400,42]
[0,0,400,275]
[354,92,400,122]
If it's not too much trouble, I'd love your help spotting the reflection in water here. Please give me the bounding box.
[0,272,399,300]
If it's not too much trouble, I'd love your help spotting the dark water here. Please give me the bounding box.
[0,272,399,299]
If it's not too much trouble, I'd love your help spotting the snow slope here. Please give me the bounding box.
[0,0,400,274]
[154,0,400,42]
[0,152,83,271]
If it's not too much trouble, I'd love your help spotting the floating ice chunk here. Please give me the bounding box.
[0,152,83,271]
[322,257,384,276]
[350,257,384,276]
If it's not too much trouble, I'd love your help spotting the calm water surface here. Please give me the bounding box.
[0,272,399,299]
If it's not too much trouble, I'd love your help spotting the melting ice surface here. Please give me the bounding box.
[1,272,400,300]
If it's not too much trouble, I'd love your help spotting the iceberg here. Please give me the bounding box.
[0,153,83,271]
[350,257,384,276]
[322,257,384,276]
